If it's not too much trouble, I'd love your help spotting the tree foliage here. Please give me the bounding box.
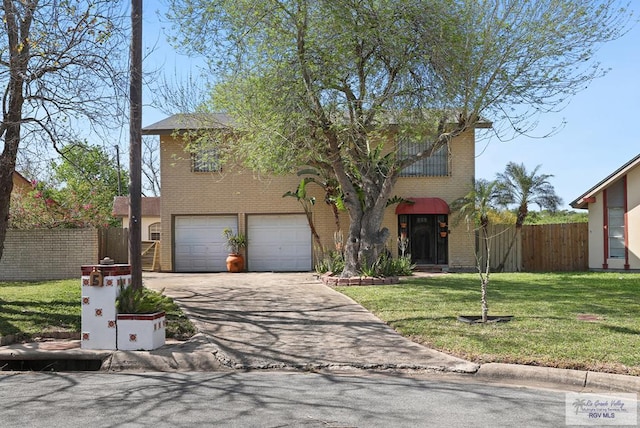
[494,162,561,271]
[9,142,128,228]
[166,0,631,276]
[496,162,562,227]
[0,0,128,259]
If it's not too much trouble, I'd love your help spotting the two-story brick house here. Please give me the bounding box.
[142,113,486,273]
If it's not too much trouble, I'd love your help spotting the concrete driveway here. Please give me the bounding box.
[143,272,478,373]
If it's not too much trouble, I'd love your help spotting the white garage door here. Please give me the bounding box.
[247,214,312,272]
[174,215,237,272]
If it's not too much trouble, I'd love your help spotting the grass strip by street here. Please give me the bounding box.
[336,272,640,376]
[0,279,195,341]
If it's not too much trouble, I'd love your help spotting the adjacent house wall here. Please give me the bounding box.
[120,216,161,241]
[627,165,640,269]
[586,164,640,271]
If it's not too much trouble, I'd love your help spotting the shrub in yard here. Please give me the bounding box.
[315,250,345,275]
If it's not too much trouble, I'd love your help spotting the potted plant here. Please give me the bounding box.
[115,285,166,351]
[223,227,247,272]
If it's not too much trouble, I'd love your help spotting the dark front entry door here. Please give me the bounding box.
[401,214,448,265]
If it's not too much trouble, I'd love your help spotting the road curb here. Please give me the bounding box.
[476,363,640,392]
[586,371,640,393]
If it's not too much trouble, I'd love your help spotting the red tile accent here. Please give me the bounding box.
[82,279,89,286]
[82,333,90,341]
[82,297,90,305]
[108,320,116,328]
[117,312,165,321]
[129,334,137,342]
[95,308,103,317]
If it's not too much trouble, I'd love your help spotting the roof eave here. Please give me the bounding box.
[569,153,640,209]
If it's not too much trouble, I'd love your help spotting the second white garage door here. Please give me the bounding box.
[247,214,312,272]
[174,215,237,272]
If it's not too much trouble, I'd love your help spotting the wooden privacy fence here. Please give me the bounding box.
[478,223,588,272]
[99,228,161,271]
[98,227,129,263]
[521,223,588,272]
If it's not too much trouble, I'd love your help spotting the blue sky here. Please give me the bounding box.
[142,3,639,211]
[474,16,640,209]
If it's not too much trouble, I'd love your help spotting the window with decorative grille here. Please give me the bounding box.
[398,139,450,177]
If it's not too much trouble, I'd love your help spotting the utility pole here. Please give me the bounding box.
[129,0,143,288]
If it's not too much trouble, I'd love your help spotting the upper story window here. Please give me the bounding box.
[398,138,450,177]
[191,143,221,173]
[149,222,161,241]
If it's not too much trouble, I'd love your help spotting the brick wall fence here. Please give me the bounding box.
[0,229,100,281]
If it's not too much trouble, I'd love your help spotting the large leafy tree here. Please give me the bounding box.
[494,162,562,272]
[167,0,630,276]
[0,1,128,260]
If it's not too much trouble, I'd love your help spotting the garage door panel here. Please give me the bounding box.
[247,214,311,272]
[174,215,237,272]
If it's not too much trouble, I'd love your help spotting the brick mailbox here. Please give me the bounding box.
[80,261,131,350]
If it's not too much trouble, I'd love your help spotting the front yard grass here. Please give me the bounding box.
[0,279,195,341]
[337,272,640,376]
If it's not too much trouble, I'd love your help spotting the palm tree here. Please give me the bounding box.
[451,179,501,322]
[494,162,562,272]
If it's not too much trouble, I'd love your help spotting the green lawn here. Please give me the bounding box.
[0,279,195,340]
[337,272,640,376]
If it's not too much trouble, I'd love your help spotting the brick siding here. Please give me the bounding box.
[159,129,479,271]
[0,229,99,281]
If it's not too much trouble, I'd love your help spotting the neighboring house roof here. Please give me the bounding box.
[12,171,33,194]
[570,153,640,209]
[142,113,235,135]
[113,196,161,217]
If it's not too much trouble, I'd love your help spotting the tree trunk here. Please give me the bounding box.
[0,1,30,263]
[479,224,490,323]
[0,140,19,262]
[340,175,394,278]
[341,209,362,277]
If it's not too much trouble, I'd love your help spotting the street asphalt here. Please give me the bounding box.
[0,272,638,393]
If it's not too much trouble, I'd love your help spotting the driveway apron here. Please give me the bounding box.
[143,272,477,373]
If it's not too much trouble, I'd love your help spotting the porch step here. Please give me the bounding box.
[414,264,446,273]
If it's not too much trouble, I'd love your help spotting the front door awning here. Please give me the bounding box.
[395,197,450,215]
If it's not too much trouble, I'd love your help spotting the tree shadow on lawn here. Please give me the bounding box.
[602,324,640,335]
[0,300,80,335]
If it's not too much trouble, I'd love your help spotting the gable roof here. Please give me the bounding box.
[12,171,32,192]
[142,113,235,135]
[142,112,492,136]
[570,153,640,209]
[113,196,161,217]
